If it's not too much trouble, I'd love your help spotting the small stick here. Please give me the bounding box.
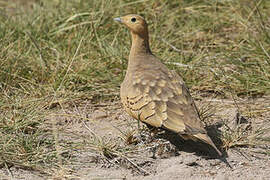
[122,155,150,175]
[161,38,181,52]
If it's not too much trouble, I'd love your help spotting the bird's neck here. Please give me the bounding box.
[129,32,151,58]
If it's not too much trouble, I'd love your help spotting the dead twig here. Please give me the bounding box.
[161,38,181,52]
[121,155,150,176]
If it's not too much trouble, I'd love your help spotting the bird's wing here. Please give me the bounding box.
[121,66,206,135]
[121,69,167,128]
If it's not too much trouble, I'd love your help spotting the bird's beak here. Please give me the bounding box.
[113,17,122,23]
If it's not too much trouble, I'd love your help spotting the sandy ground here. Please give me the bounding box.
[0,96,270,180]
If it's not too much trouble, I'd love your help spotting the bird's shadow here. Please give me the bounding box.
[155,123,227,160]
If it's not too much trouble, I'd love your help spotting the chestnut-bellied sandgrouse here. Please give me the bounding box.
[114,14,222,156]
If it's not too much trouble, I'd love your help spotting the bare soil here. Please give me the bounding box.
[1,96,270,180]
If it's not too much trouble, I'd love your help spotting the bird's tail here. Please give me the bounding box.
[194,133,222,156]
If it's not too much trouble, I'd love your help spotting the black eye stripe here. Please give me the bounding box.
[131,17,136,22]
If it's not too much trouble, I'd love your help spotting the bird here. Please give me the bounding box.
[114,14,222,156]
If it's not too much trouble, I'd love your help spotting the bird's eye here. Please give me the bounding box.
[131,17,136,22]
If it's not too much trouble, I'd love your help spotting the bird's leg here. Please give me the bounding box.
[137,119,141,130]
[136,111,142,130]
[146,124,160,139]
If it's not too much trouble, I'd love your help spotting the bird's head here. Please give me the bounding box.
[114,14,148,37]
